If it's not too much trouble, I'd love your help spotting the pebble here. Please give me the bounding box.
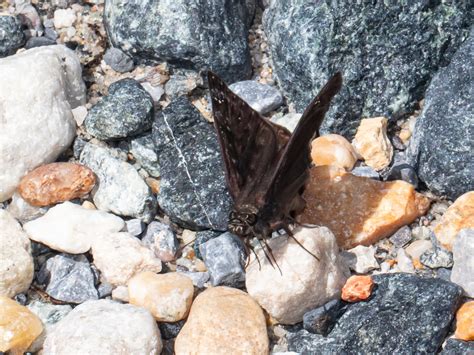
[229,80,283,114]
[0,296,43,354]
[42,300,162,354]
[340,245,379,274]
[303,299,347,336]
[18,162,96,207]
[24,36,57,49]
[71,105,88,126]
[175,287,268,354]
[128,271,194,322]
[103,47,134,73]
[299,165,430,249]
[396,248,415,273]
[384,153,419,187]
[111,285,129,302]
[24,201,124,254]
[178,271,210,289]
[311,134,359,170]
[451,229,474,297]
[164,70,201,97]
[405,239,433,261]
[389,225,412,248]
[455,301,474,341]
[341,275,375,302]
[352,117,393,170]
[53,9,76,28]
[0,210,34,297]
[91,232,162,286]
[6,192,48,223]
[246,227,349,324]
[141,221,179,262]
[350,165,381,180]
[0,15,24,57]
[420,246,453,269]
[125,218,145,237]
[270,113,301,132]
[159,320,185,340]
[130,134,160,178]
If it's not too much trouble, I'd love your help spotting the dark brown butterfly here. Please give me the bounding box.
[208,71,342,266]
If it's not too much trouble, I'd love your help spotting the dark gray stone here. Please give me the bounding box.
[103,47,135,73]
[288,273,463,354]
[159,320,185,340]
[177,270,209,289]
[389,226,412,248]
[104,0,255,82]
[14,293,27,305]
[130,134,160,177]
[194,230,222,259]
[152,96,232,230]
[164,70,202,98]
[441,338,474,354]
[84,79,154,141]
[407,30,474,200]
[44,27,58,40]
[97,281,113,298]
[142,221,179,262]
[263,1,472,137]
[303,299,347,336]
[24,36,56,49]
[384,153,419,188]
[350,165,380,180]
[72,137,87,159]
[0,15,24,57]
[229,80,283,114]
[437,268,452,282]
[199,232,246,288]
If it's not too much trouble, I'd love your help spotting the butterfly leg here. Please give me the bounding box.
[282,225,320,261]
[262,238,282,275]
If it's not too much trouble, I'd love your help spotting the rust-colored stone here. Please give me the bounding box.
[455,301,474,341]
[18,163,95,207]
[341,275,375,302]
[311,134,358,170]
[299,166,430,249]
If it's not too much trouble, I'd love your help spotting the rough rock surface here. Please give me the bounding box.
[263,1,472,137]
[341,275,375,302]
[153,97,232,230]
[130,134,160,178]
[104,0,255,82]
[229,80,283,114]
[6,193,48,224]
[103,47,134,73]
[0,15,24,57]
[451,229,474,298]
[0,45,86,201]
[441,339,474,354]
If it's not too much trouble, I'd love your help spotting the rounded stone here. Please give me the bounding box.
[311,134,358,170]
[455,301,474,341]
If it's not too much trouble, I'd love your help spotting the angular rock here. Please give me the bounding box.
[142,221,178,262]
[405,239,434,261]
[80,143,157,223]
[299,166,430,249]
[396,248,415,274]
[287,273,463,354]
[53,8,76,28]
[153,96,232,230]
[103,47,134,73]
[24,36,57,49]
[350,165,380,180]
[42,300,162,354]
[311,134,358,170]
[0,45,86,201]
[128,271,194,322]
[441,338,474,354]
[246,227,349,324]
[407,30,474,199]
[340,245,379,274]
[270,112,301,133]
[104,1,254,82]
[303,299,347,336]
[175,287,268,354]
[6,192,48,223]
[91,232,162,286]
[263,1,472,137]
[125,218,145,237]
[24,201,125,254]
[178,271,210,289]
[164,70,201,98]
[0,15,24,57]
[229,80,283,114]
[451,229,474,298]
[18,162,96,207]
[455,301,474,341]
[341,275,375,302]
[158,320,185,340]
[0,210,34,297]
[420,246,453,269]
[130,134,160,177]
[389,226,412,248]
[194,230,221,259]
[384,153,419,187]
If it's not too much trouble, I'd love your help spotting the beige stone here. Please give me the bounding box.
[352,117,393,170]
[433,191,474,251]
[128,271,193,322]
[175,287,268,355]
[311,134,358,170]
[299,166,430,249]
[455,301,474,341]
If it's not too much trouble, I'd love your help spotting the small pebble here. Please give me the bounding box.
[142,221,178,262]
[340,245,379,274]
[341,275,375,302]
[303,299,347,336]
[311,134,359,170]
[103,47,135,73]
[229,80,283,114]
[350,165,381,180]
[126,218,145,237]
[389,226,412,248]
[53,9,76,29]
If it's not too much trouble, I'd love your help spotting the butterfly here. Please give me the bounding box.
[208,71,342,267]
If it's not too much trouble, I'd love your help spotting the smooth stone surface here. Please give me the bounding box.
[84,79,154,140]
[311,134,358,170]
[455,301,474,341]
[103,47,134,73]
[91,232,162,286]
[246,227,349,324]
[128,271,194,322]
[303,299,347,336]
[175,287,269,355]
[0,210,33,298]
[451,229,474,297]
[153,97,232,230]
[0,15,24,57]
[350,165,380,180]
[80,143,157,223]
[42,300,162,354]
[18,162,96,207]
[0,45,86,201]
[24,201,124,254]
[340,245,379,274]
[24,36,56,49]
[229,80,283,114]
[341,275,375,302]
[384,153,419,187]
[125,218,145,237]
[6,192,48,223]
[130,134,160,178]
[299,166,430,249]
[141,221,178,262]
[287,273,463,354]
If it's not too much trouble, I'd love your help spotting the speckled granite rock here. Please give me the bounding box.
[0,15,24,57]
[130,134,160,178]
[263,1,472,137]
[229,80,283,114]
[441,338,474,354]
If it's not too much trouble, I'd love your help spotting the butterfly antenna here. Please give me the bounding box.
[262,238,283,276]
[283,225,320,261]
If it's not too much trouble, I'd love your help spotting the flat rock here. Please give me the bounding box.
[0,45,86,201]
[246,227,349,324]
[6,192,48,224]
[451,229,474,297]
[42,300,162,354]
[299,166,430,249]
[270,113,301,133]
[311,134,358,170]
[229,80,283,114]
[0,15,24,57]
[23,201,124,254]
[340,245,379,274]
[175,287,268,354]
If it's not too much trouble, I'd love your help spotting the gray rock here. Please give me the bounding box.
[44,27,58,40]
[383,153,419,187]
[103,47,135,73]
[350,165,381,180]
[194,230,222,259]
[159,320,185,340]
[420,246,453,269]
[97,281,113,298]
[152,96,232,230]
[142,221,179,262]
[177,271,209,289]
[24,36,56,49]
[229,80,283,114]
[303,299,347,336]
[72,137,87,159]
[407,30,474,200]
[0,15,25,57]
[441,338,474,354]
[437,268,452,282]
[270,113,301,133]
[125,219,145,237]
[164,70,202,98]
[84,79,154,141]
[199,232,246,288]
[130,134,160,177]
[288,273,463,354]
[80,143,157,223]
[389,226,412,248]
[104,0,255,82]
[451,229,474,297]
[41,254,98,304]
[263,1,472,137]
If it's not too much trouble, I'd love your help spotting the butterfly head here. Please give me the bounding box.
[228,206,258,237]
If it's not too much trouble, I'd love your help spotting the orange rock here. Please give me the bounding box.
[18,163,96,207]
[341,275,374,302]
[455,301,474,341]
[311,134,358,170]
[145,177,160,194]
[433,192,474,251]
[299,166,430,249]
[386,259,397,268]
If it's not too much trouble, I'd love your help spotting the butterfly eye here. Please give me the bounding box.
[229,211,237,220]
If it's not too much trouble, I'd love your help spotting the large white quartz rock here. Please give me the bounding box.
[0,45,86,201]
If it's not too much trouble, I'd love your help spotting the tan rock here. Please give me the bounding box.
[299,166,430,249]
[0,296,43,355]
[311,134,358,170]
[455,301,474,341]
[433,191,474,250]
[128,271,193,322]
[18,162,96,207]
[352,117,393,170]
[175,287,268,355]
[341,275,375,302]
